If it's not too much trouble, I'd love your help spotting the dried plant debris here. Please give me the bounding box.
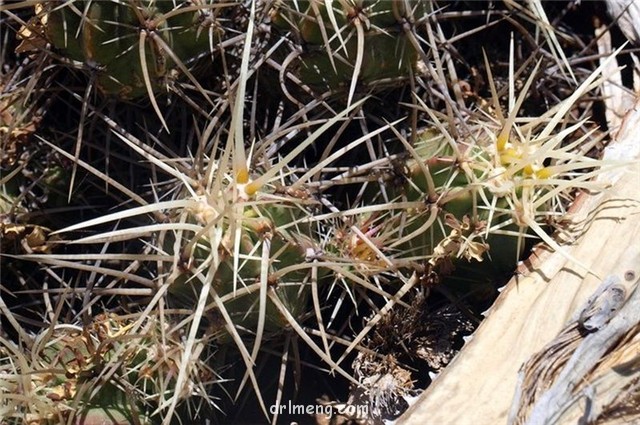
[314,354,413,425]
[509,275,640,425]
[350,354,414,425]
[316,292,475,424]
[0,63,64,257]
[605,0,640,46]
[413,304,476,371]
[363,292,475,373]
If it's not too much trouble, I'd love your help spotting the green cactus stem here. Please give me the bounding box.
[167,190,320,340]
[7,313,214,425]
[271,0,426,98]
[40,0,219,98]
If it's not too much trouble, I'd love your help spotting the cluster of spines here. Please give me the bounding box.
[0,312,216,425]
[0,1,616,423]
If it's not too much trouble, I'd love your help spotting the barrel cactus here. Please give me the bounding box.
[165,174,319,339]
[321,52,617,300]
[270,0,428,102]
[0,312,214,425]
[0,0,620,423]
[33,0,224,99]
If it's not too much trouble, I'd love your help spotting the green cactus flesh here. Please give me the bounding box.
[166,191,319,341]
[43,0,214,98]
[329,127,557,282]
[272,0,425,93]
[296,32,417,91]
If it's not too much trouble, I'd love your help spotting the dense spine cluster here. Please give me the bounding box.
[0,1,617,423]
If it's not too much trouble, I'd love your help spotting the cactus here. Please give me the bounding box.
[270,0,428,102]
[0,0,621,423]
[166,182,318,338]
[315,53,618,327]
[34,0,223,99]
[0,313,215,425]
